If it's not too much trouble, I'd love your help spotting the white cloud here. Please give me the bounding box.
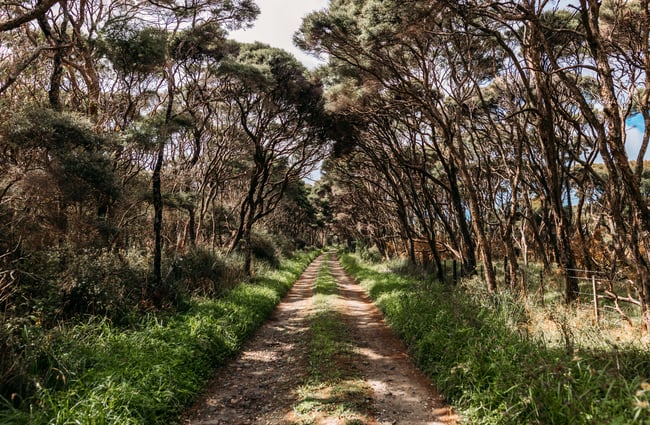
[626,127,650,161]
[229,0,329,69]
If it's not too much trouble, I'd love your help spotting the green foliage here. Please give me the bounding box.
[124,111,195,151]
[58,151,121,202]
[169,247,245,296]
[0,316,48,409]
[1,107,120,206]
[0,251,319,424]
[207,0,260,31]
[357,244,382,263]
[249,230,280,267]
[58,249,150,320]
[100,19,168,74]
[270,231,298,257]
[221,42,324,118]
[2,107,101,152]
[538,9,584,51]
[341,253,650,425]
[12,248,149,325]
[170,22,229,61]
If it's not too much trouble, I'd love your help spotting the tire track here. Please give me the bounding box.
[181,253,457,424]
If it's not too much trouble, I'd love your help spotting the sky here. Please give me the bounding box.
[228,0,649,162]
[228,0,330,69]
[626,115,648,161]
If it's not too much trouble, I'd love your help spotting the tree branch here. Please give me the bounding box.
[0,0,60,32]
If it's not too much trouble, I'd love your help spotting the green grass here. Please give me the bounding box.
[308,257,346,383]
[340,253,650,425]
[0,250,319,425]
[293,254,373,424]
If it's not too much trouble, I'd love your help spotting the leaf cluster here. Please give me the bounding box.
[99,19,169,74]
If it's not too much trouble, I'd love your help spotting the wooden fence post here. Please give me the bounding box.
[592,275,600,324]
[453,259,458,285]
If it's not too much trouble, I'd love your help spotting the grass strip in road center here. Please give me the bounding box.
[292,254,374,425]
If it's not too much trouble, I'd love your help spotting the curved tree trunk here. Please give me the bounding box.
[152,142,164,297]
[446,162,477,275]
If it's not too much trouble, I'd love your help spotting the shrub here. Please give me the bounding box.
[249,230,280,267]
[168,248,245,297]
[0,317,66,409]
[271,231,297,257]
[0,317,32,406]
[358,244,382,263]
[59,249,149,321]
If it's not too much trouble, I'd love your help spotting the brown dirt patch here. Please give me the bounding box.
[180,253,458,425]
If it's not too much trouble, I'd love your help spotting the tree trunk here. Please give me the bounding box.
[151,61,175,307]
[187,206,196,247]
[446,128,496,291]
[503,232,519,290]
[408,237,416,265]
[152,142,164,294]
[49,44,64,111]
[525,16,579,302]
[446,162,477,274]
[427,237,444,282]
[243,224,254,278]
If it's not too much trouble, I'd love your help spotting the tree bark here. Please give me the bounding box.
[152,143,164,292]
[0,0,60,32]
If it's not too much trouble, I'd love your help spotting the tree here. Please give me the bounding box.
[219,43,327,275]
[0,107,120,249]
[298,0,650,311]
[97,1,259,302]
[297,0,498,288]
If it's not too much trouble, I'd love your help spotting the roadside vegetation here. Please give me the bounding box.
[293,254,373,424]
[4,1,650,423]
[0,250,318,424]
[0,2,329,422]
[341,252,650,425]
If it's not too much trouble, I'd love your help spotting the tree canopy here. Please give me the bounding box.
[3,0,650,364]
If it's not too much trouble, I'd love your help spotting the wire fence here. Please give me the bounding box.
[563,268,638,325]
[431,258,640,325]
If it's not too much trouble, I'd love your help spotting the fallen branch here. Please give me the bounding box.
[600,290,641,306]
[599,290,636,326]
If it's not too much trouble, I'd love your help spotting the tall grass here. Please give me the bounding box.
[340,253,650,424]
[0,250,319,424]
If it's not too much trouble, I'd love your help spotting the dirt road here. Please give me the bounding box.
[181,253,457,425]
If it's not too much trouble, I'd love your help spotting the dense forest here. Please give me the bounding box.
[297,0,650,321]
[2,0,650,422]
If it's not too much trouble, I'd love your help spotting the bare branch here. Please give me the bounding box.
[0,0,60,32]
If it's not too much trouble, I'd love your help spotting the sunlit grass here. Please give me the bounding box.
[1,250,319,424]
[293,255,373,424]
[341,253,650,425]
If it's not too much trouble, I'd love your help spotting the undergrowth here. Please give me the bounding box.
[0,250,319,425]
[340,253,650,425]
